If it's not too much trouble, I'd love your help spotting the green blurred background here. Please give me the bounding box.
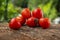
[0,0,60,22]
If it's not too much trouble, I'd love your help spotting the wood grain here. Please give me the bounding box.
[0,23,60,40]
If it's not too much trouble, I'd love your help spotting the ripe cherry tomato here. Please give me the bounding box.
[9,18,21,30]
[32,8,43,19]
[16,15,26,25]
[26,17,38,27]
[39,18,50,29]
[21,8,31,19]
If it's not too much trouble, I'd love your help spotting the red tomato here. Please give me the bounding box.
[26,17,38,27]
[21,8,31,19]
[16,15,26,25]
[32,8,43,19]
[9,18,21,30]
[39,18,50,29]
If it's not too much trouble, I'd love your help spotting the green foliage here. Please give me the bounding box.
[49,7,57,20]
[8,2,18,19]
[38,0,57,20]
[0,6,4,21]
[0,0,5,6]
[0,0,5,21]
[0,0,59,21]
[28,0,58,20]
[12,0,23,7]
[0,0,19,21]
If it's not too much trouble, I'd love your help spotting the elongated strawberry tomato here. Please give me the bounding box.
[39,18,50,29]
[9,18,21,30]
[32,8,43,19]
[16,15,26,25]
[21,8,31,19]
[26,17,38,27]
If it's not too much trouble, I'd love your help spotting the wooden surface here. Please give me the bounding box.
[0,23,60,40]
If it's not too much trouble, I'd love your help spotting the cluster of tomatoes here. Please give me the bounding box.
[9,8,50,30]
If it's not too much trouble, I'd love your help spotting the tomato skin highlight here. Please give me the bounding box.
[39,18,50,29]
[21,8,31,19]
[32,8,43,19]
[9,18,21,30]
[16,15,26,25]
[26,17,37,27]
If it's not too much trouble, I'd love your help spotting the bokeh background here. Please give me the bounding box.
[0,0,60,23]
